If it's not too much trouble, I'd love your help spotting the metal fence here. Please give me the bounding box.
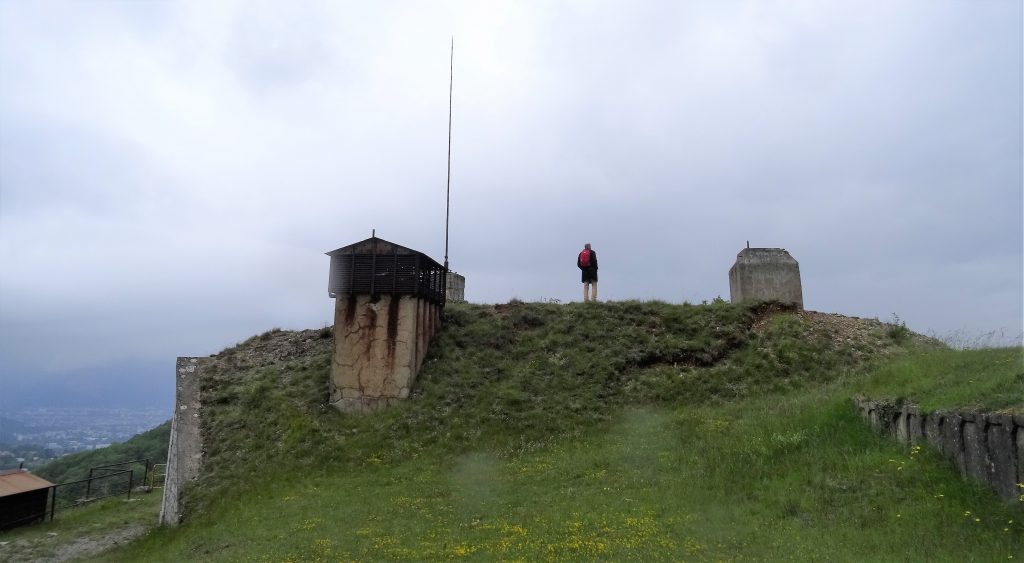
[150,463,167,489]
[49,469,134,518]
[47,458,151,522]
[86,458,150,497]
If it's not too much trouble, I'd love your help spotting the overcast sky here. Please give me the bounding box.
[1,1,1021,410]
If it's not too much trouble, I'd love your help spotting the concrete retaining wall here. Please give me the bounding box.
[854,397,1023,503]
[159,357,206,525]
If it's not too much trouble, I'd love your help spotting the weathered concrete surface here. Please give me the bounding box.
[962,420,988,482]
[446,271,466,303]
[159,357,205,526]
[866,400,898,438]
[907,408,924,445]
[985,414,1019,500]
[329,294,441,413]
[855,397,1022,504]
[895,409,911,443]
[940,413,967,476]
[924,414,943,451]
[728,248,803,309]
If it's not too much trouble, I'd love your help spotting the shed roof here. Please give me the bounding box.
[326,236,424,257]
[0,469,54,497]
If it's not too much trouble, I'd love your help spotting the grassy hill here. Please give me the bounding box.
[19,300,1023,561]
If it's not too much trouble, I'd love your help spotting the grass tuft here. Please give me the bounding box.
[886,313,912,344]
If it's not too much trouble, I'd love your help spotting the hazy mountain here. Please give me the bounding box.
[0,359,174,411]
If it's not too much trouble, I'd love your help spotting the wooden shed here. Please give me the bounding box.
[0,469,53,530]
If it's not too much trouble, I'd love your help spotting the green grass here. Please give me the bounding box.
[181,301,880,514]
[0,490,160,562]
[857,347,1024,412]
[60,301,1024,560]
[101,391,1022,561]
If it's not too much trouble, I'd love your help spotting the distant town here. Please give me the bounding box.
[0,407,170,470]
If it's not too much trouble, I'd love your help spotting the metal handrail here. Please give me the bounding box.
[86,459,148,499]
[50,469,134,521]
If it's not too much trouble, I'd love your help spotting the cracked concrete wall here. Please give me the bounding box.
[159,357,205,525]
[329,294,441,413]
[854,397,1022,504]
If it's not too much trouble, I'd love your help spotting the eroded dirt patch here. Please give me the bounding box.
[2,524,148,563]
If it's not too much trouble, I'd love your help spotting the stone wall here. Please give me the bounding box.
[159,357,206,525]
[728,248,803,309]
[854,397,1023,503]
[329,294,442,413]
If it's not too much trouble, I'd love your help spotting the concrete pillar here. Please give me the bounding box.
[159,357,205,526]
[329,294,442,413]
[446,271,466,303]
[728,248,803,308]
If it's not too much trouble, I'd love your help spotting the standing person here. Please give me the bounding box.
[577,243,598,302]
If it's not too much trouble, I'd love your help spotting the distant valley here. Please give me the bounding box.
[0,407,169,470]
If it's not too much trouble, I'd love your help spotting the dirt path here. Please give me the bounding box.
[2,523,148,563]
[2,524,148,563]
[48,524,147,562]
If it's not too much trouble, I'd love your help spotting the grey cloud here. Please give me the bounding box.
[0,1,1020,410]
[226,2,337,91]
[0,116,167,217]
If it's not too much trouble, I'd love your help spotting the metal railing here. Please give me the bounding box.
[47,458,151,522]
[150,463,167,488]
[49,469,134,520]
[86,458,150,498]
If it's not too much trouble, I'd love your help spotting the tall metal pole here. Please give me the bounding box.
[444,37,453,272]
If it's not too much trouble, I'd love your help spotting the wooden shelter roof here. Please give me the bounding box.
[326,236,423,257]
[0,470,53,497]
